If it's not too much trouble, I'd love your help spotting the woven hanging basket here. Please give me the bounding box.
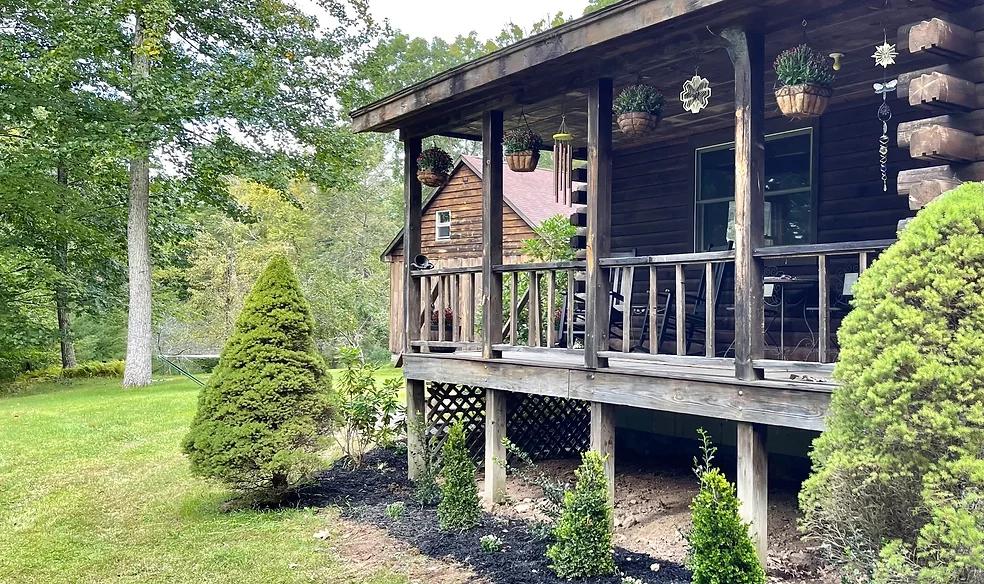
[417,169,448,188]
[617,112,661,138]
[506,150,540,173]
[775,84,832,119]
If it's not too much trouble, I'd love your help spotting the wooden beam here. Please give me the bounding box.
[909,179,963,210]
[403,137,423,354]
[482,111,504,359]
[909,125,981,163]
[737,422,769,569]
[585,78,614,370]
[406,378,426,480]
[485,388,508,505]
[898,162,984,195]
[897,110,984,149]
[903,18,976,61]
[908,72,978,112]
[590,401,616,503]
[724,27,766,381]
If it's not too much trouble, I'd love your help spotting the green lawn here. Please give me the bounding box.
[0,374,408,584]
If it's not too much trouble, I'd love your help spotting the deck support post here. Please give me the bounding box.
[402,134,423,354]
[585,78,613,370]
[590,401,615,503]
[724,27,766,381]
[737,421,769,569]
[484,388,508,504]
[406,378,426,480]
[482,110,504,359]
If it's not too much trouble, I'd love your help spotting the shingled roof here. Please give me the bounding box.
[381,155,575,259]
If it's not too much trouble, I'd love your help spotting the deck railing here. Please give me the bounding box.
[410,264,483,352]
[492,261,586,353]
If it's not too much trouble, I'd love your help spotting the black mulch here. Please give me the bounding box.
[298,447,691,584]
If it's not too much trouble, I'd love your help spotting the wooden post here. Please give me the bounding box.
[482,110,504,359]
[406,379,426,480]
[737,422,769,569]
[585,78,613,369]
[649,266,659,355]
[528,271,540,347]
[705,262,716,357]
[724,27,766,381]
[485,388,508,504]
[590,401,615,503]
[402,135,423,354]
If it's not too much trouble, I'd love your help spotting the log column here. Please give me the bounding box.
[585,78,613,370]
[738,422,769,568]
[402,134,423,354]
[406,378,426,480]
[484,388,508,504]
[482,111,504,359]
[590,401,615,503]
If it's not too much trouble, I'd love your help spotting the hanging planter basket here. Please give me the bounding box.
[505,150,540,172]
[417,168,449,187]
[613,84,665,139]
[416,147,453,187]
[775,84,832,119]
[617,112,661,138]
[503,126,543,173]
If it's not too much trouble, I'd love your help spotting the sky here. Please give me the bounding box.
[296,0,588,42]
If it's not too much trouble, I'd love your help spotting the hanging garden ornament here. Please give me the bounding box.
[552,114,574,205]
[874,79,898,192]
[680,74,711,114]
[872,34,898,68]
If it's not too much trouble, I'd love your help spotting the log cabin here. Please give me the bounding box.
[352,0,984,565]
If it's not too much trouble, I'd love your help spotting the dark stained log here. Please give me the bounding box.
[897,110,984,148]
[483,110,505,359]
[903,18,976,60]
[908,72,978,112]
[571,167,588,183]
[910,179,964,209]
[737,422,769,569]
[406,378,426,480]
[403,136,423,354]
[570,208,588,227]
[724,26,766,381]
[898,162,984,194]
[897,59,984,100]
[585,78,614,370]
[909,125,981,162]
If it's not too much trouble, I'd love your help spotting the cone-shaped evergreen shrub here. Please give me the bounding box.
[546,450,616,579]
[437,418,482,531]
[182,255,332,499]
[686,430,765,584]
[800,183,984,582]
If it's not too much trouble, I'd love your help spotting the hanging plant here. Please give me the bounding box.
[503,127,543,173]
[613,84,665,138]
[416,147,453,187]
[774,44,835,119]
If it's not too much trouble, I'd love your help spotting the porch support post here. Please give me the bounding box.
[590,401,615,503]
[725,27,766,381]
[406,378,426,480]
[482,110,504,359]
[585,78,613,369]
[402,134,423,354]
[484,388,508,504]
[737,422,769,568]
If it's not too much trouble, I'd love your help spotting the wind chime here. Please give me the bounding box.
[680,52,711,114]
[872,1,899,192]
[553,105,574,206]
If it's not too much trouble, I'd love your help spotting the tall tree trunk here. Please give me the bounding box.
[55,160,77,369]
[123,12,153,387]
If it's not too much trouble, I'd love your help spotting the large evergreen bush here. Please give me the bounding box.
[437,418,482,531]
[182,256,332,500]
[800,183,984,583]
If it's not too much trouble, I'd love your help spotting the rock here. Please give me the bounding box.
[514,504,532,514]
[650,563,661,573]
[313,529,331,540]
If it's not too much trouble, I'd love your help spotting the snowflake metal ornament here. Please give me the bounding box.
[872,40,898,68]
[680,74,711,114]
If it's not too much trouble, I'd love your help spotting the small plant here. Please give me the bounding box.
[334,346,402,468]
[546,450,616,579]
[686,429,765,584]
[503,127,543,154]
[613,84,665,116]
[437,418,482,532]
[480,534,504,552]
[622,576,645,584]
[496,438,569,525]
[774,44,834,88]
[408,414,441,506]
[385,502,405,520]
[416,147,453,174]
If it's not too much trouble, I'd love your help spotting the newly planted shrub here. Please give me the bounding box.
[385,502,405,520]
[496,438,569,525]
[686,430,765,584]
[408,414,441,506]
[437,419,482,531]
[335,346,401,468]
[800,183,984,583]
[546,450,616,579]
[480,534,504,552]
[182,256,332,500]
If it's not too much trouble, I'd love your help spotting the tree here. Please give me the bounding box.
[182,255,332,499]
[800,184,984,583]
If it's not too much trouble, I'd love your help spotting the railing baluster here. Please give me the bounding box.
[675,264,686,356]
[547,270,557,348]
[567,269,575,348]
[467,272,476,342]
[649,266,659,355]
[420,275,430,346]
[528,271,540,347]
[859,251,868,273]
[438,275,446,342]
[818,254,829,363]
[451,274,459,342]
[509,271,518,346]
[705,262,715,358]
[622,267,632,353]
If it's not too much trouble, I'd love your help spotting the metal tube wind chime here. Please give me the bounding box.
[553,114,574,206]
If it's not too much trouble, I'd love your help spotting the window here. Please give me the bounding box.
[435,210,451,241]
[695,129,814,251]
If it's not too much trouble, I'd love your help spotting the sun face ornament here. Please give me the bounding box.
[680,74,711,114]
[872,40,898,68]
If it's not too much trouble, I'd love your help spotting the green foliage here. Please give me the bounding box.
[522,215,577,263]
[437,419,482,532]
[385,502,405,520]
[613,85,666,117]
[546,451,616,579]
[182,256,332,500]
[335,346,402,467]
[417,148,454,175]
[583,0,624,15]
[408,414,442,506]
[686,430,765,584]
[497,438,570,526]
[503,128,543,154]
[480,534,504,552]
[800,183,984,583]
[774,44,835,88]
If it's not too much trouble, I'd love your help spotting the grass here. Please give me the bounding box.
[0,374,409,584]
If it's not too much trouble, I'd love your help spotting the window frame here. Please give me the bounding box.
[435,210,452,242]
[693,127,818,252]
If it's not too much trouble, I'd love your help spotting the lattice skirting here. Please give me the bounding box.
[424,382,590,467]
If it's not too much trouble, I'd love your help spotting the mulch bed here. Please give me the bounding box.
[298,447,691,584]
